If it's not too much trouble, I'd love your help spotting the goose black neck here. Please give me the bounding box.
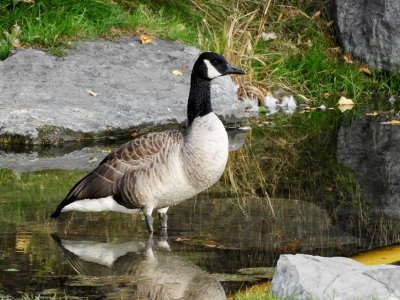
[187,74,212,126]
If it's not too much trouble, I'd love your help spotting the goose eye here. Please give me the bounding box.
[211,59,220,64]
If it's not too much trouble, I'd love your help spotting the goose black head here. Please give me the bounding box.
[193,52,245,81]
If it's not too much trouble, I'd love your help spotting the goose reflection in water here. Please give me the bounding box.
[51,234,226,300]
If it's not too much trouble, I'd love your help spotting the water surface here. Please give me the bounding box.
[1,111,400,299]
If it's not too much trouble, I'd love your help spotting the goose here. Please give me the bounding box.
[51,52,245,232]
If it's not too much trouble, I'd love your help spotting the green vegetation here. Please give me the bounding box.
[232,283,277,300]
[0,168,84,223]
[2,0,400,104]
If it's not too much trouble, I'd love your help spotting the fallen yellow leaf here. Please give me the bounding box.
[88,90,97,97]
[176,24,186,31]
[88,157,98,163]
[312,11,322,19]
[140,34,153,44]
[343,54,353,64]
[172,69,183,76]
[328,47,341,53]
[359,64,372,75]
[366,112,378,116]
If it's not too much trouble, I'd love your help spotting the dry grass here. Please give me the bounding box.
[194,0,272,101]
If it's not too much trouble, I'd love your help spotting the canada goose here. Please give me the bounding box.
[51,52,245,232]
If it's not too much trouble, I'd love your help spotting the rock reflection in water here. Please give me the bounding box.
[337,115,400,216]
[51,234,226,300]
[0,129,246,174]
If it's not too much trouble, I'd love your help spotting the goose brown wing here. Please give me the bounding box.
[51,130,183,217]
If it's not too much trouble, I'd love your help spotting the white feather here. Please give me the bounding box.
[61,196,139,214]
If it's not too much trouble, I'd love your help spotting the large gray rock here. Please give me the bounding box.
[0,37,256,144]
[272,254,400,300]
[337,115,400,216]
[330,0,400,70]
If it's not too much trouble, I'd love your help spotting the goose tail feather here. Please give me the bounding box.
[50,169,113,218]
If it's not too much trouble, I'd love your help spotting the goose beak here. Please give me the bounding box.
[226,63,245,75]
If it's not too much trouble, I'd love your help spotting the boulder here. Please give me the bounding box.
[271,254,400,299]
[0,37,256,144]
[330,0,400,70]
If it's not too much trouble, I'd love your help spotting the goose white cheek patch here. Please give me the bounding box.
[204,59,222,79]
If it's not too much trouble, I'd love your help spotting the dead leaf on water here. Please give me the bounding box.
[140,34,153,44]
[338,96,355,112]
[175,237,191,242]
[172,69,183,76]
[338,96,354,105]
[381,120,400,125]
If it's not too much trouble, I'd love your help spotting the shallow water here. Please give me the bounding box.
[1,111,400,299]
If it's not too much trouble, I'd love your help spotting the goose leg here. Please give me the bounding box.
[157,207,169,229]
[145,215,154,232]
[144,207,154,233]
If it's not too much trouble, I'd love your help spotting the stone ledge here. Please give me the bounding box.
[0,36,257,145]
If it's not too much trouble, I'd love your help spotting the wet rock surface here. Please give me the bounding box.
[330,0,400,70]
[271,254,400,299]
[0,129,246,173]
[0,37,256,144]
[337,115,400,216]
